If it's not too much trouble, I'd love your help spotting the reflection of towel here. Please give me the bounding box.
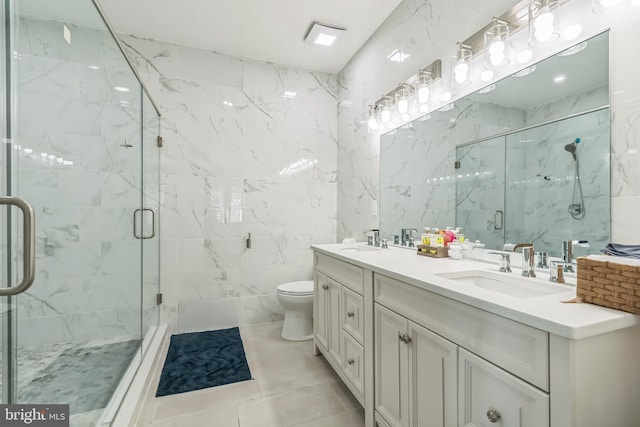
[601,243,640,259]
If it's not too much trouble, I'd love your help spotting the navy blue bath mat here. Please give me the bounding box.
[156,327,252,397]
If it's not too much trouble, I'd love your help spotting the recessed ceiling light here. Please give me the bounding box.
[283,91,297,98]
[514,65,536,77]
[387,48,410,63]
[114,86,130,92]
[556,42,587,57]
[304,22,345,48]
[554,74,566,83]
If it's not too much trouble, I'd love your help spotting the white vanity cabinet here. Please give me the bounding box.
[314,253,366,404]
[374,304,457,427]
[374,272,550,427]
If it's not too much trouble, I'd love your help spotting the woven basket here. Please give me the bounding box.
[576,257,640,314]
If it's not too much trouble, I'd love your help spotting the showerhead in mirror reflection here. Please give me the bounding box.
[379,31,610,258]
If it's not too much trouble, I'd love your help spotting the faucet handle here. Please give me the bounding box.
[488,251,512,273]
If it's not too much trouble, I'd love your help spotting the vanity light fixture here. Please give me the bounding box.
[484,19,510,69]
[378,96,394,124]
[416,70,433,106]
[529,0,560,45]
[304,22,346,47]
[367,105,379,133]
[394,84,413,115]
[452,42,473,87]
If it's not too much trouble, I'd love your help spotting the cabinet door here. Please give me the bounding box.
[342,286,364,344]
[327,278,342,364]
[315,272,329,350]
[343,330,364,400]
[375,303,409,427]
[459,349,549,427]
[408,321,457,427]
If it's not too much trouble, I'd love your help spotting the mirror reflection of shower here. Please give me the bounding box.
[565,137,585,219]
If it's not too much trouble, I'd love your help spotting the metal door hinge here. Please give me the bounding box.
[156,293,163,305]
[157,135,163,147]
[454,160,461,169]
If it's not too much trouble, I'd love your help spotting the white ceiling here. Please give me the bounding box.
[95,0,403,74]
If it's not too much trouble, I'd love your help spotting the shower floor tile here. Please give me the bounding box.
[0,338,140,425]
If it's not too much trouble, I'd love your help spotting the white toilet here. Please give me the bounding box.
[276,280,314,341]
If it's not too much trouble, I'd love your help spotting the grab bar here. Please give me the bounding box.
[0,197,36,296]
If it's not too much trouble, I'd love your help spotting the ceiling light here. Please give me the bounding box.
[452,43,472,87]
[114,86,130,92]
[517,49,534,63]
[554,74,566,83]
[484,19,510,70]
[514,65,536,77]
[556,42,587,56]
[481,69,495,82]
[563,24,583,41]
[283,91,297,98]
[304,22,345,48]
[387,48,410,63]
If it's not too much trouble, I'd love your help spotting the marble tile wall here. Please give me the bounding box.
[15,17,149,346]
[337,0,640,247]
[118,36,338,332]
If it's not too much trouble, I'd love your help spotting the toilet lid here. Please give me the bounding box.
[277,280,314,295]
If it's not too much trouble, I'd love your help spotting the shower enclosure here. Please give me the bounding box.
[0,0,160,425]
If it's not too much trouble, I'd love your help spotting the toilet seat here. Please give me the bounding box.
[276,280,314,296]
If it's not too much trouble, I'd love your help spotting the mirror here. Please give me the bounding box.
[380,31,609,257]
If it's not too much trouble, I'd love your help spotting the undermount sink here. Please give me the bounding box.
[340,245,382,252]
[436,270,570,299]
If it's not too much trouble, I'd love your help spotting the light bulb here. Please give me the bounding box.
[367,116,379,132]
[417,85,430,104]
[397,98,409,114]
[381,107,391,124]
[454,59,469,84]
[489,40,505,57]
[534,6,555,42]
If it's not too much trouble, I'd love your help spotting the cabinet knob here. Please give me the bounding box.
[322,284,329,290]
[347,311,355,318]
[486,408,501,423]
[347,358,355,365]
[398,333,412,344]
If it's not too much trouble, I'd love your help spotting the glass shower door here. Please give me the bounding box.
[0,0,147,424]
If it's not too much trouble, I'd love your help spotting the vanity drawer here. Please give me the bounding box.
[342,286,364,345]
[343,331,364,401]
[374,273,549,391]
[315,253,364,295]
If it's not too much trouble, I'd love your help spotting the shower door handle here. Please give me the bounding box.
[133,208,156,239]
[0,197,36,296]
[494,210,504,230]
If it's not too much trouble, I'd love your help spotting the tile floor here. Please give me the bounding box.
[135,322,365,427]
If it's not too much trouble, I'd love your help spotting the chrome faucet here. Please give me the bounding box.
[488,251,512,273]
[509,243,536,278]
[562,239,590,272]
[401,228,417,247]
[365,229,380,247]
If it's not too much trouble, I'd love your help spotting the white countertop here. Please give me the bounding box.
[311,243,640,340]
